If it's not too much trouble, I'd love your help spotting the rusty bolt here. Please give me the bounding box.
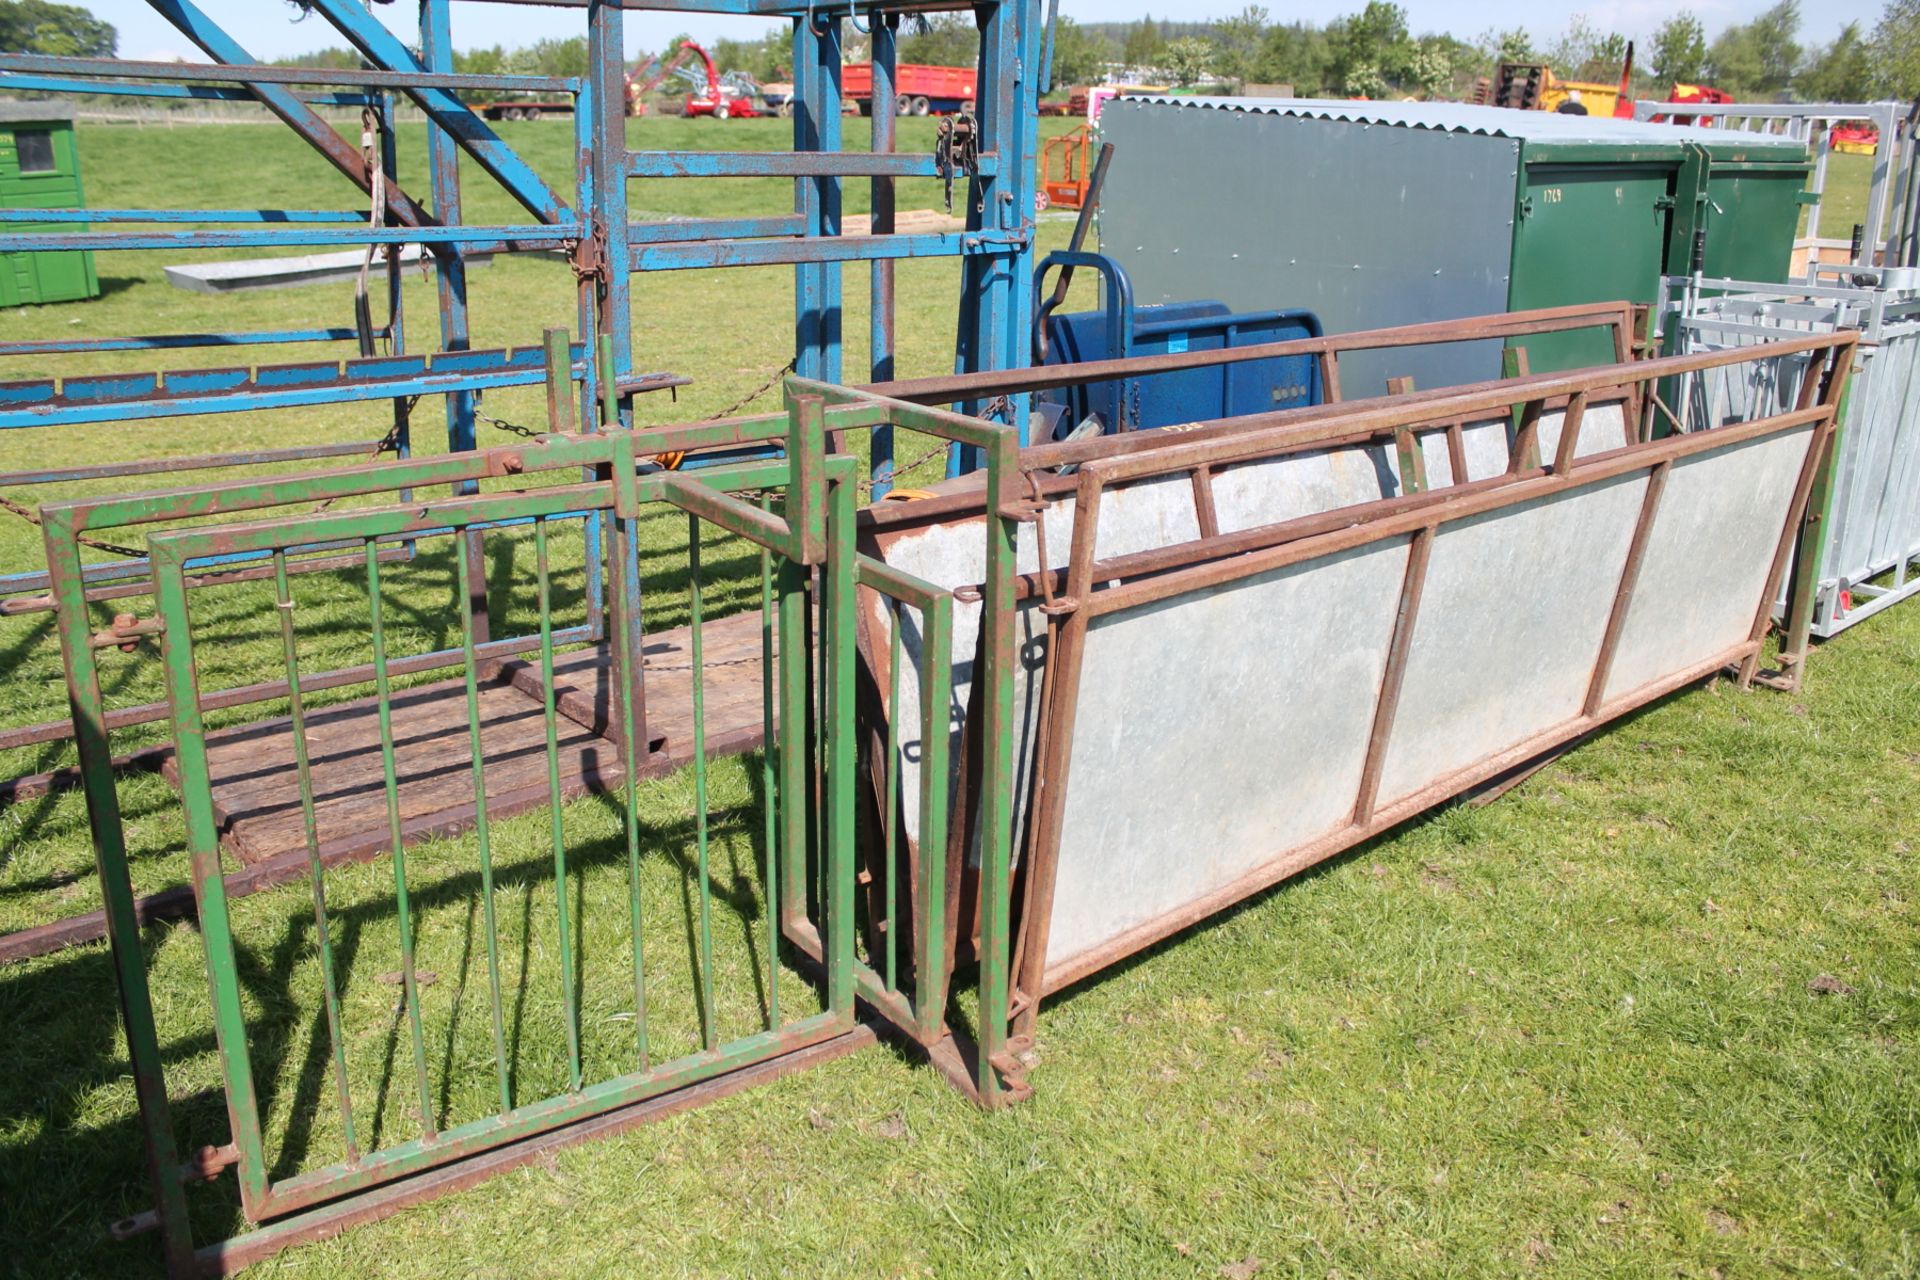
[113,612,140,653]
[501,452,524,475]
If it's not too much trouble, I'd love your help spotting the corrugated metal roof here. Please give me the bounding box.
[1120,96,1806,151]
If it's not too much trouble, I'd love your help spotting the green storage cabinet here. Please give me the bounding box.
[0,100,98,307]
[1506,135,1810,374]
[1101,99,1812,394]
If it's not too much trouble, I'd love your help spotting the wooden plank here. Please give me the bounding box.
[168,613,768,868]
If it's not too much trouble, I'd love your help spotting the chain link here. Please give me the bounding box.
[0,494,147,559]
[705,357,797,422]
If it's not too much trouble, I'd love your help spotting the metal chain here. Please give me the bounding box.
[0,494,147,559]
[705,357,797,422]
[312,399,413,512]
[473,402,546,438]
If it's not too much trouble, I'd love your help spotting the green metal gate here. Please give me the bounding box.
[40,380,1028,1270]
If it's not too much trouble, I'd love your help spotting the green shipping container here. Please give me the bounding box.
[1101,99,1813,394]
[0,100,98,307]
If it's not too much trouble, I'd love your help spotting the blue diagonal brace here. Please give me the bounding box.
[302,0,573,226]
[144,0,436,230]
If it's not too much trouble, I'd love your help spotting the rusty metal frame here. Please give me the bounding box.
[1006,332,1854,1014]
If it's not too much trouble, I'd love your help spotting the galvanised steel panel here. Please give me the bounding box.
[1374,473,1648,808]
[1601,427,1816,701]
[1668,283,1920,636]
[1099,99,1521,397]
[1041,539,1410,973]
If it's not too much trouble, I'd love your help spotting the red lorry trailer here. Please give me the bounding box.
[843,62,976,116]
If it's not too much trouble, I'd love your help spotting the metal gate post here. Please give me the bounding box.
[40,518,195,1274]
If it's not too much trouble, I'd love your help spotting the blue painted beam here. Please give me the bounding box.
[0,329,373,357]
[0,74,374,104]
[0,52,578,93]
[625,151,1000,178]
[632,230,1022,271]
[0,225,578,251]
[300,0,573,227]
[0,345,588,428]
[628,214,807,243]
[0,208,369,224]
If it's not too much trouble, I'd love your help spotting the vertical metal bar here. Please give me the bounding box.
[974,452,1020,1100]
[1393,428,1428,494]
[759,504,780,1029]
[1509,397,1544,473]
[1445,422,1468,484]
[1779,421,1839,687]
[543,327,576,433]
[1585,462,1671,714]
[598,333,619,425]
[825,472,858,1023]
[869,14,899,496]
[454,531,513,1113]
[589,0,632,408]
[1352,527,1434,825]
[1553,391,1589,474]
[777,557,810,936]
[884,601,903,993]
[916,591,954,1043]
[793,13,844,385]
[43,517,195,1271]
[687,513,719,1050]
[577,74,606,639]
[420,0,475,462]
[150,546,272,1215]
[1750,346,1853,688]
[1318,351,1343,403]
[366,540,436,1136]
[535,520,583,1091]
[272,550,357,1161]
[606,512,650,1069]
[1190,465,1220,538]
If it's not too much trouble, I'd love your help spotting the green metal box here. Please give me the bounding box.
[0,100,98,307]
[1101,99,1813,391]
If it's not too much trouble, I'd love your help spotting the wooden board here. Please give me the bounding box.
[172,611,772,868]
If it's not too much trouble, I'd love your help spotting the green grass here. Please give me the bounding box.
[0,116,1916,1279]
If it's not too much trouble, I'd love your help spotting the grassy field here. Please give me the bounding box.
[0,115,1916,1279]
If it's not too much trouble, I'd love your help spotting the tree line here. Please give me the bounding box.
[11,0,1920,106]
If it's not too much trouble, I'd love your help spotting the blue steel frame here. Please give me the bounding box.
[0,0,1042,553]
[2,2,1043,1268]
[0,0,1041,766]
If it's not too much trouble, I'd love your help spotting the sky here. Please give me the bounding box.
[95,0,1890,66]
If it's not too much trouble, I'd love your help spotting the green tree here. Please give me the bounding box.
[1403,38,1453,96]
[1210,5,1270,87]
[1121,16,1166,68]
[1327,1,1412,92]
[1493,27,1535,63]
[899,14,977,67]
[1875,0,1920,97]
[1161,35,1214,87]
[0,0,114,56]
[1708,0,1802,96]
[1799,21,1876,98]
[1253,22,1332,92]
[1650,13,1709,83]
[1047,17,1113,89]
[709,30,788,83]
